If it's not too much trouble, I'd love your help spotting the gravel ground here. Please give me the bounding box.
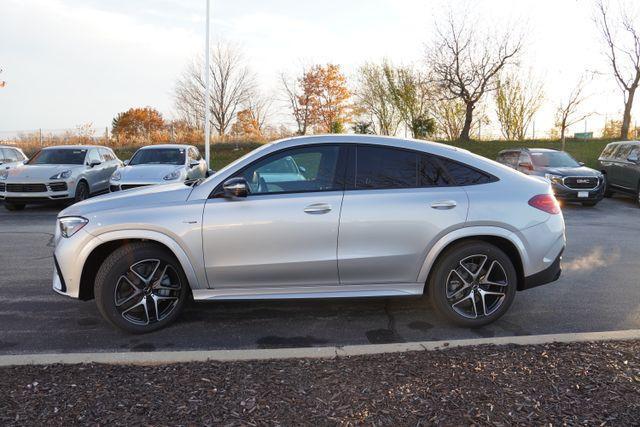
[2,340,639,426]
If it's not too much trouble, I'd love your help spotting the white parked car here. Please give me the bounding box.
[0,145,120,211]
[0,145,28,170]
[109,144,207,192]
[53,135,565,333]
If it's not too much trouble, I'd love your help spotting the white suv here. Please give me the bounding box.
[52,135,566,333]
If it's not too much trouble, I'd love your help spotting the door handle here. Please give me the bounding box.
[304,203,332,214]
[430,200,457,210]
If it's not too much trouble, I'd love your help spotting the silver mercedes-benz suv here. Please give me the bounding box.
[52,135,566,333]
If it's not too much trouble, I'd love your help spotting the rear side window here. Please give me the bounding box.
[600,144,617,159]
[353,145,492,189]
[355,146,417,189]
[498,151,519,168]
[614,144,634,160]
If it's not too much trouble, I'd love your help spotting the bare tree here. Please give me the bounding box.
[494,71,544,140]
[428,14,522,141]
[245,90,273,134]
[554,75,591,150]
[596,0,640,140]
[174,41,254,137]
[384,64,434,138]
[354,61,401,135]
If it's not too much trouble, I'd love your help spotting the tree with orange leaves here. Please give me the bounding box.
[282,64,352,134]
[231,108,261,138]
[112,107,165,142]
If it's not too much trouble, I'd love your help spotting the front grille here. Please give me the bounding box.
[563,176,599,190]
[121,184,149,190]
[6,183,47,193]
[0,183,5,192]
[48,182,68,192]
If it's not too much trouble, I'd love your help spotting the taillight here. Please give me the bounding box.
[528,194,561,214]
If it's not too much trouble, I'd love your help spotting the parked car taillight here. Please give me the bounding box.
[528,194,561,214]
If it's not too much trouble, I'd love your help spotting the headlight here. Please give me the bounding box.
[544,173,563,185]
[58,216,88,238]
[163,169,182,181]
[50,170,72,180]
[0,171,8,180]
[111,170,122,181]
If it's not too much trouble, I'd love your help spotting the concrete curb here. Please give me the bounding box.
[1,329,639,367]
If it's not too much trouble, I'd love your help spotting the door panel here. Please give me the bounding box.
[202,192,343,288]
[338,187,468,285]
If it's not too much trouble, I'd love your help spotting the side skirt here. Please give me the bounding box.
[192,283,424,301]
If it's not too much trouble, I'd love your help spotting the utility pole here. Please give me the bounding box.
[39,128,42,147]
[203,0,212,168]
[532,121,536,140]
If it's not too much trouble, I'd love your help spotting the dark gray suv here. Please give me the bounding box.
[497,148,604,206]
[598,141,640,204]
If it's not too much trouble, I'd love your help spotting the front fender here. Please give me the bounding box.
[416,226,529,284]
[86,229,205,291]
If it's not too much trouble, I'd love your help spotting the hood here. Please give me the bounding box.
[60,182,194,217]
[118,164,184,181]
[539,166,601,177]
[4,164,83,180]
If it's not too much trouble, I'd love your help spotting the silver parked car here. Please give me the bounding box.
[52,135,565,333]
[0,145,28,170]
[109,144,208,192]
[0,145,120,211]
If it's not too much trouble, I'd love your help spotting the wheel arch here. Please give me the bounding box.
[76,177,90,195]
[78,231,204,301]
[418,227,527,292]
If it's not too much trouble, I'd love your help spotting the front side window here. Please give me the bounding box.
[87,149,101,164]
[236,145,342,195]
[130,148,186,166]
[28,149,87,165]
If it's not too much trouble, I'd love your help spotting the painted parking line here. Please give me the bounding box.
[1,329,638,367]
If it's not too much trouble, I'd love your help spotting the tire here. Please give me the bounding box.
[4,202,25,211]
[94,242,189,333]
[428,241,517,328]
[603,175,614,198]
[74,181,89,203]
[582,201,598,207]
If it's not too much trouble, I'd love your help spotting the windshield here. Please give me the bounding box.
[130,148,185,166]
[530,151,580,168]
[28,149,87,165]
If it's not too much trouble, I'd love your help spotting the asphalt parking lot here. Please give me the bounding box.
[0,196,639,355]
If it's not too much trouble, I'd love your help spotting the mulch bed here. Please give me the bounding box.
[1,340,639,426]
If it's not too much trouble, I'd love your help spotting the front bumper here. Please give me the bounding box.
[109,180,164,192]
[0,181,74,203]
[551,182,604,202]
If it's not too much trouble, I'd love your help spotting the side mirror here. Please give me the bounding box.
[579,162,585,166]
[518,162,533,172]
[189,160,200,168]
[627,153,639,163]
[88,160,102,168]
[123,159,130,166]
[222,177,249,198]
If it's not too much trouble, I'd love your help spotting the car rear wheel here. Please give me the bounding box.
[4,202,25,211]
[94,242,189,333]
[74,181,89,203]
[428,241,517,327]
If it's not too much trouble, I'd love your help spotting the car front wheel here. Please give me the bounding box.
[428,241,517,327]
[94,242,189,333]
[74,181,89,203]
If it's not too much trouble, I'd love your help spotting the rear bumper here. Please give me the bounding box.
[520,249,563,291]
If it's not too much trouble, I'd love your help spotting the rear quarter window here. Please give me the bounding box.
[439,158,494,186]
[600,144,617,159]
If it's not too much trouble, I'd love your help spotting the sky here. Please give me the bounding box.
[0,0,635,138]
